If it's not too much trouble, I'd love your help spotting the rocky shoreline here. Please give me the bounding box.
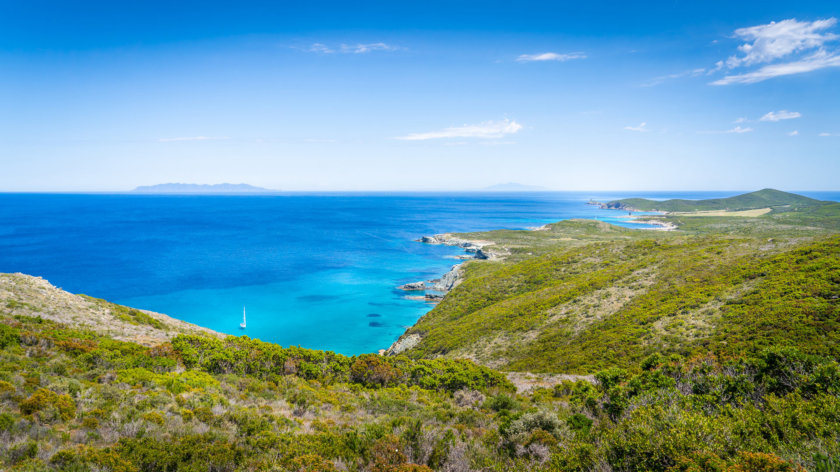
[387,233,511,355]
[395,233,507,296]
[386,206,678,355]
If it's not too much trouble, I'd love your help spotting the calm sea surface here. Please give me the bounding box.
[1,191,837,354]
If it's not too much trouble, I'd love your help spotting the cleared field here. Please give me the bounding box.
[672,207,772,217]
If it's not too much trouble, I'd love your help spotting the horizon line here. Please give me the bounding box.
[2,188,840,195]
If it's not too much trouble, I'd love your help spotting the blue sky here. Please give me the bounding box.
[1,0,839,191]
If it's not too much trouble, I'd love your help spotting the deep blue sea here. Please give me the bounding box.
[1,191,838,354]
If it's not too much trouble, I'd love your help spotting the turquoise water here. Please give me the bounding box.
[1,191,836,354]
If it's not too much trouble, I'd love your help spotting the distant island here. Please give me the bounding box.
[131,183,278,194]
[482,182,547,191]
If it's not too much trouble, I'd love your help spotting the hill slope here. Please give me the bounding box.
[393,191,840,373]
[2,268,840,471]
[602,188,824,212]
[0,273,220,345]
[397,228,840,373]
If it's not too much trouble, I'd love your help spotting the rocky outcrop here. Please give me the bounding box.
[474,249,490,260]
[417,233,504,260]
[428,264,463,292]
[597,201,640,211]
[399,281,426,291]
[386,333,422,356]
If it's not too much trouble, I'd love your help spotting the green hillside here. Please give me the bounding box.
[396,192,840,374]
[400,232,840,373]
[2,276,840,471]
[603,188,824,212]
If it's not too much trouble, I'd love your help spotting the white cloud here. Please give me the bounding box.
[516,52,586,62]
[734,117,748,123]
[819,132,840,136]
[726,126,754,134]
[304,42,397,54]
[710,18,840,85]
[788,130,799,136]
[158,136,228,142]
[624,122,648,132]
[712,50,840,84]
[760,110,802,121]
[395,119,523,141]
[726,18,838,68]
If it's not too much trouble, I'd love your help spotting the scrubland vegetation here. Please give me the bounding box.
[1,313,839,471]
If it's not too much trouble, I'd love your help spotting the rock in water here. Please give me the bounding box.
[399,281,426,291]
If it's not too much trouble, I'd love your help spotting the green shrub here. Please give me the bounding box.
[19,388,75,421]
[485,394,518,412]
[0,323,19,348]
[0,412,14,432]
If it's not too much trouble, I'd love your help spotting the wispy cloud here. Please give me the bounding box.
[307,43,334,54]
[819,132,840,137]
[341,42,398,53]
[734,117,748,123]
[516,52,586,62]
[788,130,800,136]
[642,68,706,86]
[304,42,398,54]
[395,119,523,141]
[760,110,802,121]
[158,136,229,142]
[726,126,754,134]
[624,122,648,132]
[711,18,840,85]
[712,50,840,85]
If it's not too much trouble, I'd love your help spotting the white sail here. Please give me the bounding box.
[240,307,246,329]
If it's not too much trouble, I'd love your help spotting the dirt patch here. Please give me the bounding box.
[505,372,595,394]
[672,208,772,217]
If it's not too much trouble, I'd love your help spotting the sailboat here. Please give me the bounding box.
[239,307,246,329]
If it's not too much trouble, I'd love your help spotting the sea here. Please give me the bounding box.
[1,190,838,355]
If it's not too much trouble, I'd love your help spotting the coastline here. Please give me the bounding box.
[386,205,678,355]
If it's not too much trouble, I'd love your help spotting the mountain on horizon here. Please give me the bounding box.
[131,183,278,194]
[483,182,548,191]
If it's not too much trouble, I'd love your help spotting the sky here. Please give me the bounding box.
[1,0,839,191]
